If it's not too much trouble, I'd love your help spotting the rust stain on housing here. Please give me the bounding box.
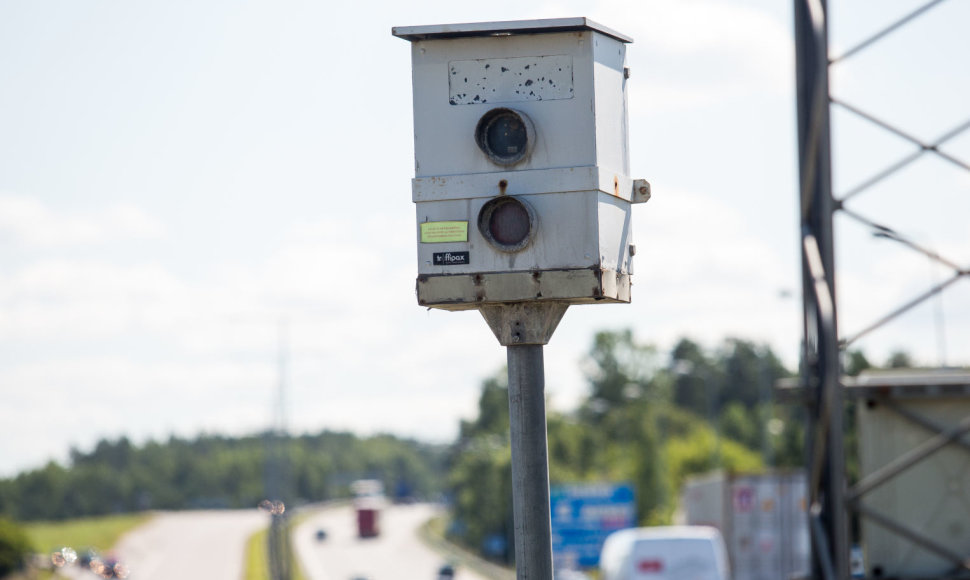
[414,267,631,310]
[590,270,603,296]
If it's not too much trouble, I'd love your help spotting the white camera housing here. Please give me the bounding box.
[394,18,649,310]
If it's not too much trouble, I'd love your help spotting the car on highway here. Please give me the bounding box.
[77,548,100,570]
[600,526,730,580]
[437,562,456,579]
[89,554,129,579]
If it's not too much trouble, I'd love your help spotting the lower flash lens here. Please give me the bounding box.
[490,200,530,246]
[479,196,535,252]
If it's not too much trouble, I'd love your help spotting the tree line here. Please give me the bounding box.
[0,431,446,522]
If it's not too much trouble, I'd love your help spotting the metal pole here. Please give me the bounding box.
[507,344,554,580]
[265,318,291,580]
[794,0,849,578]
[480,302,566,580]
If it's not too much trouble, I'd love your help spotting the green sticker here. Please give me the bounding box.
[421,221,468,243]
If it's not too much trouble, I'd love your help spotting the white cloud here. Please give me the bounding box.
[836,233,970,366]
[0,355,275,476]
[589,0,794,111]
[0,259,186,340]
[0,194,165,247]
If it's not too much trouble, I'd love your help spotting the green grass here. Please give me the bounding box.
[243,526,270,580]
[5,570,55,580]
[242,513,308,580]
[24,513,153,554]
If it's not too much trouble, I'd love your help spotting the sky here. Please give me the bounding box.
[1,0,968,477]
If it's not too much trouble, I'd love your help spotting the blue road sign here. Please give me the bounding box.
[550,482,636,568]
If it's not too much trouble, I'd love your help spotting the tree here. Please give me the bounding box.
[581,330,663,420]
[447,440,513,562]
[669,338,718,416]
[718,338,787,409]
[720,402,760,451]
[0,517,32,577]
[886,350,914,369]
[0,432,446,521]
[844,349,871,376]
[14,462,70,520]
[459,370,509,440]
[666,427,762,487]
[447,370,514,562]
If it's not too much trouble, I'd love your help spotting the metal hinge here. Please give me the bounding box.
[632,179,651,204]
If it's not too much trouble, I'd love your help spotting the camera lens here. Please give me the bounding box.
[485,115,526,159]
[475,108,534,166]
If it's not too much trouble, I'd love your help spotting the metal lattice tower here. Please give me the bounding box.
[794,1,970,578]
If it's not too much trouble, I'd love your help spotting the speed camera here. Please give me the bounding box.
[393,18,649,310]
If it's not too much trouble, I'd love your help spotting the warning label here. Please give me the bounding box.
[420,221,468,243]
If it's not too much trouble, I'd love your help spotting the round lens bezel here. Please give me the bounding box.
[477,196,537,253]
[474,108,535,166]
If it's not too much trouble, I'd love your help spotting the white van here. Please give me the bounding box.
[600,526,731,580]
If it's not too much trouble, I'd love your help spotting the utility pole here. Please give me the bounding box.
[265,317,291,580]
[480,303,568,579]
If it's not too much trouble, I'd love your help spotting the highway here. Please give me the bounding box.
[111,509,268,580]
[294,503,490,580]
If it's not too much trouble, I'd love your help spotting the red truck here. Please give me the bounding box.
[351,479,385,538]
[356,505,380,538]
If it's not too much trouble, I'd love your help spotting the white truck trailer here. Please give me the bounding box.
[681,471,810,580]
